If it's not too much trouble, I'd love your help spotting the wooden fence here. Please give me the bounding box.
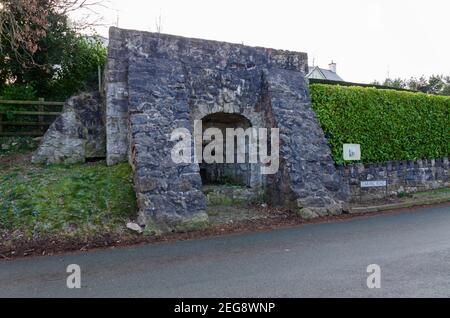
[0,98,64,137]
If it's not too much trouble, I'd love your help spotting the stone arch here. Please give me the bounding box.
[190,104,266,133]
[195,111,265,190]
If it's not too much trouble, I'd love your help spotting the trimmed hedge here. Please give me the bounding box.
[309,84,450,164]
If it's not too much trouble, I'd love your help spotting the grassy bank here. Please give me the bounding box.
[0,157,137,241]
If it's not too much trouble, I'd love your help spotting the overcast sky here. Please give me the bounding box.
[86,0,450,83]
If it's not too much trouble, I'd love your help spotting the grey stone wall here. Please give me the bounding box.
[105,27,308,166]
[105,28,130,166]
[32,92,105,164]
[106,27,349,230]
[338,158,450,202]
[261,68,349,217]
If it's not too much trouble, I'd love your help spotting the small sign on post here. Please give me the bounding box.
[343,144,361,161]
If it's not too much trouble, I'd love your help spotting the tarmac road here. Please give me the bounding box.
[1,203,450,297]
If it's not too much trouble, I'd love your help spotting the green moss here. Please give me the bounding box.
[142,218,163,236]
[296,207,319,220]
[205,186,264,206]
[0,161,137,238]
[173,213,209,233]
[397,191,409,198]
[206,192,235,206]
[413,187,450,198]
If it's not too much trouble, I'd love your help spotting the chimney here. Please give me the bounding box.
[328,61,336,73]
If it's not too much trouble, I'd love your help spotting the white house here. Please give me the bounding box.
[306,61,344,81]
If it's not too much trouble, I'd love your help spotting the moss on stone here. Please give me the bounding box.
[173,213,210,233]
[206,192,235,206]
[142,218,163,236]
[204,185,263,206]
[296,207,319,220]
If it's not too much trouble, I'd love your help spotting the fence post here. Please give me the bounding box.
[38,97,44,134]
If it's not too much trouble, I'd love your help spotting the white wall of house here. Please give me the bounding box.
[307,68,325,79]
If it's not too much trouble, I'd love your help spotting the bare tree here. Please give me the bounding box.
[0,0,105,66]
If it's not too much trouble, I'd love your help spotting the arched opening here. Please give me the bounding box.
[198,112,255,188]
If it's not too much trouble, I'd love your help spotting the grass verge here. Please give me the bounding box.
[0,159,137,242]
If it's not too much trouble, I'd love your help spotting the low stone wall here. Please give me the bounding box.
[338,158,450,202]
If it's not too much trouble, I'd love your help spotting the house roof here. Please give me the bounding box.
[307,66,344,81]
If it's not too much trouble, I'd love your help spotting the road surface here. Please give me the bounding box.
[1,204,450,297]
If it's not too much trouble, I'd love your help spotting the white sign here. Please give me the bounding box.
[343,144,361,161]
[360,180,387,188]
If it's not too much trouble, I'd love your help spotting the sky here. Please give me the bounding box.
[79,0,450,83]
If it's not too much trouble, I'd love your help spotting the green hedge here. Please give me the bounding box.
[309,84,450,164]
